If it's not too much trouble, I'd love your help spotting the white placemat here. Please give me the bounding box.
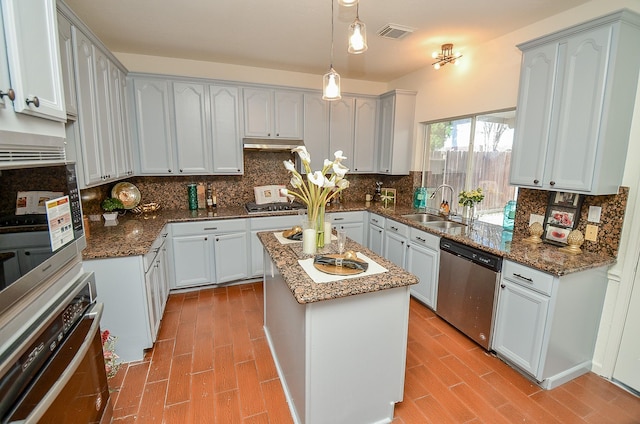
[274,231,337,245]
[298,252,388,284]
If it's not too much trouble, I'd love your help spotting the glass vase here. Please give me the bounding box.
[463,204,476,224]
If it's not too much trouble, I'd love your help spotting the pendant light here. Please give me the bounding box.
[348,3,367,54]
[338,0,358,6]
[323,0,341,100]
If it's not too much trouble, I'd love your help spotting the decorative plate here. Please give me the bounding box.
[111,182,141,210]
[313,253,367,276]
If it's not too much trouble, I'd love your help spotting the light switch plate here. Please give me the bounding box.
[529,214,544,226]
[585,224,598,242]
[588,206,602,223]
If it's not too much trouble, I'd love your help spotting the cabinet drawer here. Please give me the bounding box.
[170,219,247,236]
[409,228,439,250]
[502,260,554,296]
[369,213,385,228]
[327,211,365,224]
[250,215,298,231]
[143,227,168,271]
[385,219,408,238]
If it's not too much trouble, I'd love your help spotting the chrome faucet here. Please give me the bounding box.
[430,184,456,217]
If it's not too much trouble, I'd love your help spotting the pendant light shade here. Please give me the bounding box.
[338,0,358,6]
[348,5,367,54]
[323,67,341,100]
[322,0,341,100]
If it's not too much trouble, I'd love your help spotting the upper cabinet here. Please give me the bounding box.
[329,96,355,169]
[243,87,303,139]
[210,84,243,174]
[57,14,76,119]
[1,0,66,122]
[510,10,640,195]
[377,90,416,175]
[352,97,378,173]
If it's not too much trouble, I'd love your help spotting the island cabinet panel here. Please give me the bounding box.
[510,10,640,194]
[263,250,410,424]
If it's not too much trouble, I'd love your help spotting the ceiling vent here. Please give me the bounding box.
[376,24,415,40]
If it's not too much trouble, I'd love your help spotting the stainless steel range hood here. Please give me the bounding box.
[242,138,304,151]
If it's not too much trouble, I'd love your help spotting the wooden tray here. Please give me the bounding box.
[313,254,367,276]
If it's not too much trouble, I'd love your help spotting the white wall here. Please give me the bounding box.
[390,0,640,380]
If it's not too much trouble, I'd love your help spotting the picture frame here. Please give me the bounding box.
[381,188,397,207]
[542,191,584,246]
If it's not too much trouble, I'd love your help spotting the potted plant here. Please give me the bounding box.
[101,198,124,223]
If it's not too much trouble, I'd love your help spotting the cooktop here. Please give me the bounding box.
[245,201,306,214]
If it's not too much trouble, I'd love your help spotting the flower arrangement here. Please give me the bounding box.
[101,330,121,379]
[458,188,485,207]
[281,146,350,247]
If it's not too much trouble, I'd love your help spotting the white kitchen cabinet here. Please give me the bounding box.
[169,219,248,288]
[352,97,377,173]
[109,63,134,178]
[493,260,609,389]
[367,213,385,256]
[172,81,211,174]
[83,226,170,363]
[329,96,355,169]
[377,90,416,175]
[210,84,243,174]
[93,48,117,180]
[131,77,175,174]
[1,0,66,122]
[243,87,303,139]
[303,92,330,166]
[249,215,298,277]
[510,10,640,195]
[383,219,408,268]
[57,13,76,119]
[406,228,439,309]
[327,211,366,245]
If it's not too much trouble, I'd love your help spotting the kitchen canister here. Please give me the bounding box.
[187,183,198,210]
[503,200,517,230]
[413,187,427,209]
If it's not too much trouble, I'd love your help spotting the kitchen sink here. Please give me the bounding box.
[423,220,468,231]
[402,213,446,223]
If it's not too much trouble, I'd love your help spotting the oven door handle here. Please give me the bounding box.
[25,302,104,424]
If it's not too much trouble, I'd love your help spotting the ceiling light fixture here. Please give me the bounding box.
[338,0,358,7]
[432,43,462,70]
[348,3,368,54]
[323,0,341,100]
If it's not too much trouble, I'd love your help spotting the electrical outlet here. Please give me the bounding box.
[529,214,544,226]
[588,206,602,223]
[585,224,598,242]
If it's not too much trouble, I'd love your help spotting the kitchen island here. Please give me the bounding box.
[258,231,418,424]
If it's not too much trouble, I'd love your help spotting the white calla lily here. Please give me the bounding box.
[283,160,296,172]
[308,171,325,187]
[334,150,347,163]
[333,162,348,177]
[290,174,303,188]
[292,146,311,163]
[336,179,350,190]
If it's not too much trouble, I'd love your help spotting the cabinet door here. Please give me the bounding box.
[406,243,438,309]
[210,85,243,174]
[509,43,557,188]
[171,235,213,288]
[145,261,161,340]
[1,0,65,121]
[377,94,394,174]
[243,87,272,137]
[368,224,384,256]
[274,90,303,139]
[73,29,102,185]
[383,231,406,268]
[94,48,117,181]
[329,96,354,169]
[214,232,248,283]
[334,222,364,245]
[493,279,549,377]
[352,97,377,173]
[0,10,10,113]
[56,14,76,118]
[133,78,175,174]
[172,82,211,174]
[547,25,611,192]
[303,92,330,167]
[110,64,133,178]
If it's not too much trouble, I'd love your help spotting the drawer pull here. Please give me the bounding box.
[501,284,506,289]
[25,96,40,108]
[513,273,533,283]
[416,236,426,243]
[204,227,218,231]
[372,218,379,223]
[334,217,344,221]
[390,226,398,231]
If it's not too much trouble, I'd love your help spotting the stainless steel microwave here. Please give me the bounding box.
[0,163,85,312]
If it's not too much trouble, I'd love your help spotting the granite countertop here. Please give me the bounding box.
[82,202,615,276]
[257,231,418,304]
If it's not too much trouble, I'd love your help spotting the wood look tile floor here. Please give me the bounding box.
[108,283,640,423]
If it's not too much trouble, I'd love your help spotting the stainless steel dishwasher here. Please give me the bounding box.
[436,239,502,350]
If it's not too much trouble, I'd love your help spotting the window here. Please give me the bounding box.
[421,109,517,224]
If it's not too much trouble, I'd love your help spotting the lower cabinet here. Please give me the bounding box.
[249,215,299,277]
[169,219,248,288]
[83,226,169,362]
[493,260,608,388]
[327,211,367,245]
[367,213,385,256]
[406,228,439,309]
[383,219,408,268]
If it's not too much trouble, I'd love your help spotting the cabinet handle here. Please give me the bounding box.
[24,251,31,256]
[334,218,344,221]
[533,179,539,184]
[168,169,172,173]
[549,181,556,186]
[513,273,533,283]
[416,236,426,243]
[0,88,15,101]
[501,284,506,289]
[390,226,398,231]
[179,169,183,173]
[25,96,40,108]
[204,237,208,241]
[204,227,218,231]
[216,238,219,242]
[162,233,168,238]
[372,219,378,223]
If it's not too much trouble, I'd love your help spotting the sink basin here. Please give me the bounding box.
[402,213,445,223]
[423,220,468,230]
